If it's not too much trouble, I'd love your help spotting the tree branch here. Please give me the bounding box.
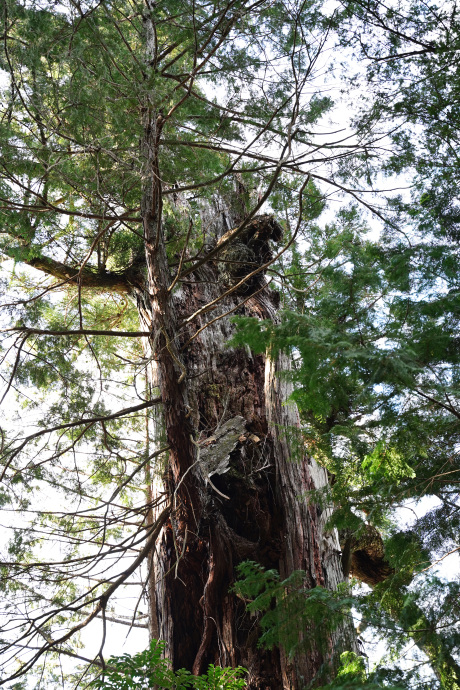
[26,255,138,294]
[3,327,151,338]
[0,399,162,480]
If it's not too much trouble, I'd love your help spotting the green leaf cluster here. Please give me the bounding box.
[89,640,247,690]
[234,562,355,664]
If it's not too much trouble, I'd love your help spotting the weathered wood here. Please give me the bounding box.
[134,187,354,686]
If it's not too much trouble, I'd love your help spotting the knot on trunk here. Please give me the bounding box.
[216,214,283,294]
[341,525,394,588]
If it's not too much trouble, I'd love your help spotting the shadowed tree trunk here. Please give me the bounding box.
[132,167,353,687]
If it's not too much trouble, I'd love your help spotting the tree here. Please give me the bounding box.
[4,0,459,686]
[0,1,369,687]
[286,3,460,684]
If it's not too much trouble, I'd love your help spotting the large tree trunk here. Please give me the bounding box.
[135,16,352,679]
[133,181,353,687]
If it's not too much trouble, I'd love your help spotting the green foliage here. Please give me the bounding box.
[233,200,460,532]
[89,640,247,690]
[316,649,409,689]
[361,443,415,485]
[326,652,367,686]
[234,561,460,688]
[316,652,399,689]
[234,561,355,661]
[233,191,460,684]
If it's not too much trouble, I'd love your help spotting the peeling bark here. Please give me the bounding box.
[134,191,354,686]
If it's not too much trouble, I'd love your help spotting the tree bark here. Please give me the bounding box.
[134,185,353,687]
[7,112,355,690]
[13,100,355,690]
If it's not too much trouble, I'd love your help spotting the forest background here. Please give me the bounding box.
[0,0,460,688]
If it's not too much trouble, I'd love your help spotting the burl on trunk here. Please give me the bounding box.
[134,193,351,689]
